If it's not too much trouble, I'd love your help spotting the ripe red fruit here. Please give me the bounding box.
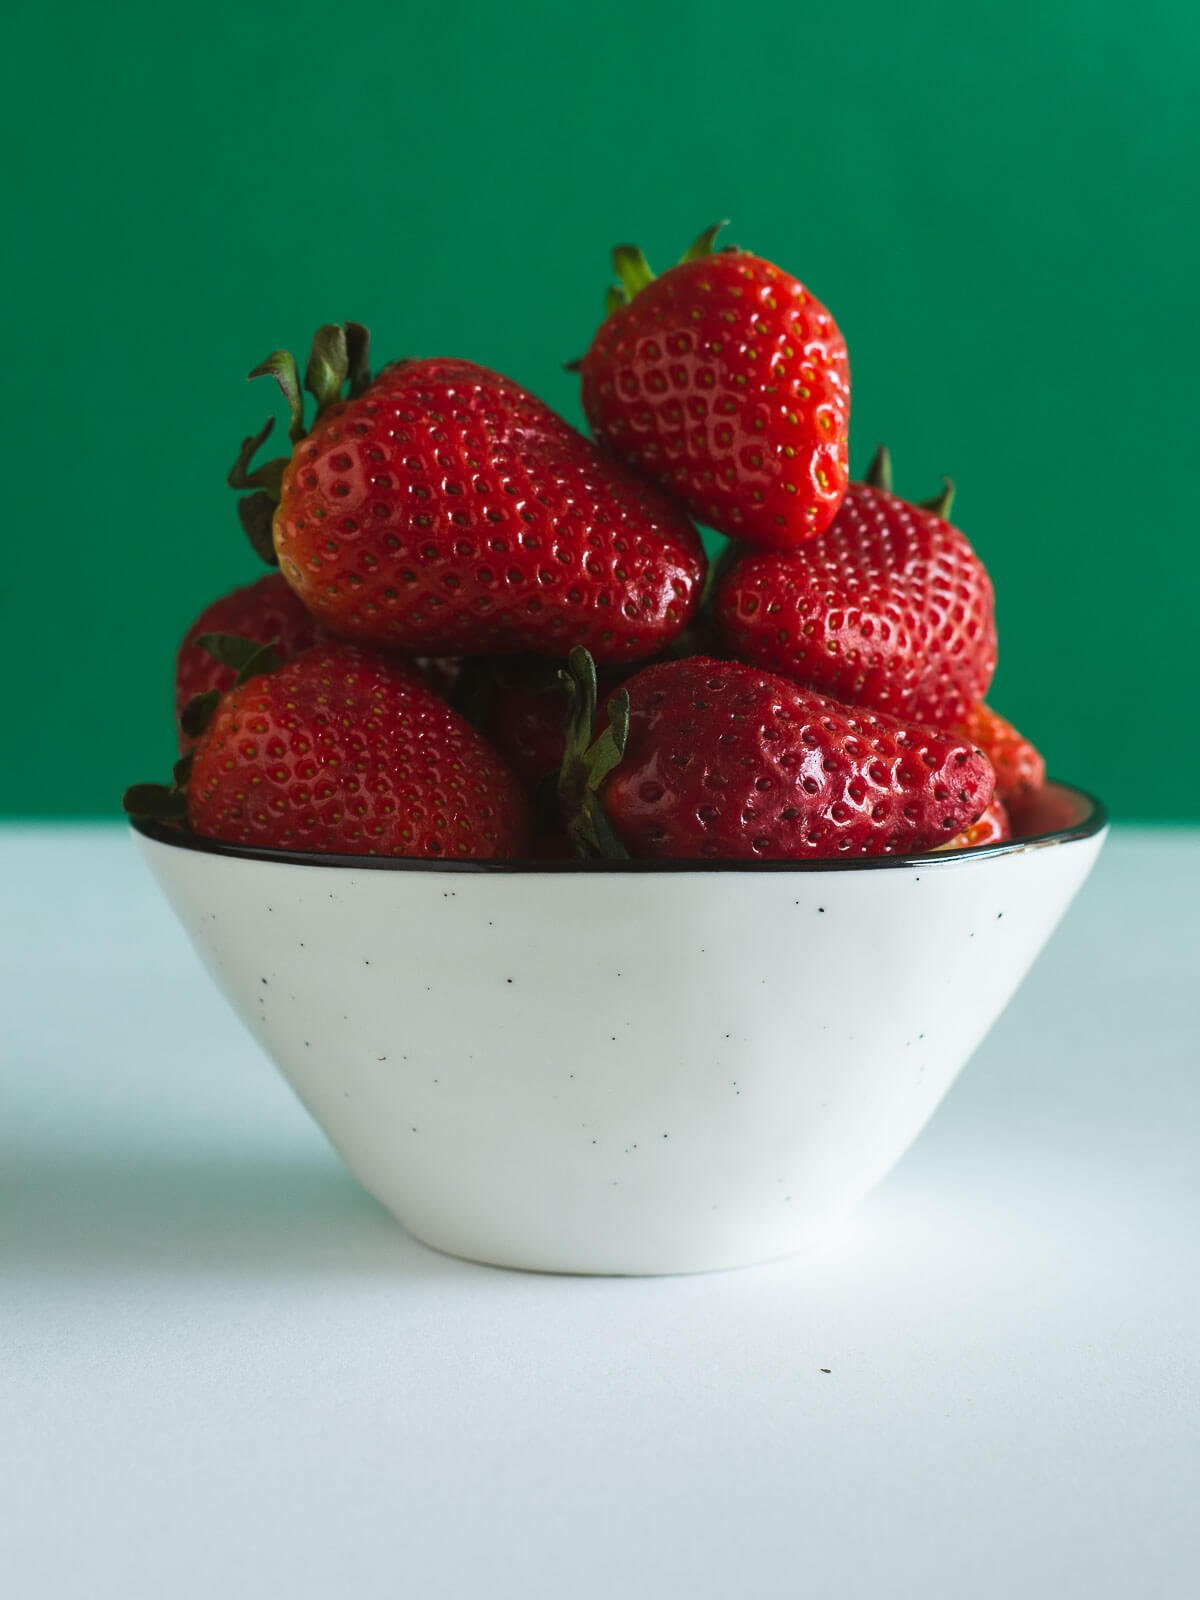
[578,227,850,550]
[715,464,996,728]
[175,573,325,745]
[558,651,994,861]
[938,797,1011,852]
[231,328,705,664]
[953,703,1045,806]
[187,643,529,858]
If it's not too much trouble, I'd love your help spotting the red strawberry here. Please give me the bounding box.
[229,326,705,664]
[953,703,1045,806]
[1005,783,1081,841]
[557,650,994,861]
[184,643,529,858]
[175,573,325,746]
[938,797,1011,852]
[714,454,996,728]
[578,226,850,550]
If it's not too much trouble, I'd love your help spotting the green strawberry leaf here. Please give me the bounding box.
[345,322,372,397]
[227,416,287,499]
[679,221,728,262]
[604,284,627,317]
[611,244,655,301]
[179,689,220,741]
[863,447,955,519]
[237,490,280,566]
[122,783,188,821]
[234,640,281,686]
[864,444,893,493]
[249,349,306,442]
[304,324,350,416]
[556,646,630,861]
[919,477,956,521]
[195,633,267,672]
[195,632,281,686]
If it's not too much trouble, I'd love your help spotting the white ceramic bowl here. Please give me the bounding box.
[133,782,1105,1275]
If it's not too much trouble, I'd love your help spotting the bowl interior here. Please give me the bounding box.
[128,778,1105,874]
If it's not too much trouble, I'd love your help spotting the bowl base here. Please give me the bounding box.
[394,1212,852,1278]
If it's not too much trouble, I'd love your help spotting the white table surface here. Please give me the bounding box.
[2,823,1197,1599]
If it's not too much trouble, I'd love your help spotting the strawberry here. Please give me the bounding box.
[577,226,850,550]
[129,640,530,858]
[714,450,996,728]
[228,325,705,664]
[938,797,1011,852]
[557,650,994,861]
[175,573,325,746]
[953,703,1045,806]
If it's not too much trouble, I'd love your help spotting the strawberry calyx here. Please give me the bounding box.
[863,444,956,520]
[920,477,956,521]
[610,245,654,309]
[122,781,190,823]
[193,631,282,686]
[604,221,731,314]
[562,225,734,367]
[122,633,282,823]
[227,322,371,565]
[556,646,631,860]
[864,445,893,493]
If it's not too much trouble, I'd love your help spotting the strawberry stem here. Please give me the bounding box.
[557,646,630,860]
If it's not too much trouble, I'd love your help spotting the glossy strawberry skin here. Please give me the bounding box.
[272,359,705,663]
[954,704,1045,805]
[579,251,849,550]
[175,574,325,744]
[938,797,1011,852]
[599,658,994,861]
[715,482,997,728]
[188,644,529,858]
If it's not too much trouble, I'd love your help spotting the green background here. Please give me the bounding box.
[3,0,1196,818]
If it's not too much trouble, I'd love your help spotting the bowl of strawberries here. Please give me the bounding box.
[127,228,1106,1275]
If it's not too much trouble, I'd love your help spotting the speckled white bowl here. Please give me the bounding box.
[133,782,1105,1275]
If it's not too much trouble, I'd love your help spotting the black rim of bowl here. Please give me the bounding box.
[128,779,1106,874]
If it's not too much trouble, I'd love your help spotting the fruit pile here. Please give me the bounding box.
[125,227,1047,863]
